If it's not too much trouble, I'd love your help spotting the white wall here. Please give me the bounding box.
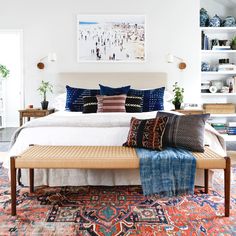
[0,0,200,107]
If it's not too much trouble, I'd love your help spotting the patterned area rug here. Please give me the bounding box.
[0,165,236,235]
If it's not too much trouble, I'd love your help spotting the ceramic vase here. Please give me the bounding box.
[200,8,209,27]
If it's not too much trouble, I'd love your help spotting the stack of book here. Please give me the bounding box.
[211,123,228,134]
[218,64,236,71]
[201,31,209,50]
[228,122,236,135]
[212,46,231,50]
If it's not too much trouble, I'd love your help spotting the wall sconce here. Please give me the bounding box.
[37,52,57,69]
[167,53,187,70]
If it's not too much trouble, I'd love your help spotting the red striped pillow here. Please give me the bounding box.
[96,94,126,112]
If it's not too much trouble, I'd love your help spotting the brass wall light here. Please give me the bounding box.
[37,52,57,69]
[167,53,187,70]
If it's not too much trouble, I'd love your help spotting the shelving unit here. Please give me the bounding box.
[200,0,236,146]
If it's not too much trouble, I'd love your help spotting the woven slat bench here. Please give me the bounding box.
[10,145,231,217]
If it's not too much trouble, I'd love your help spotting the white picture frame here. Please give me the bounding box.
[77,15,146,62]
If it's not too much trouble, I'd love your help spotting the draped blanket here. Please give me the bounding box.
[136,147,196,197]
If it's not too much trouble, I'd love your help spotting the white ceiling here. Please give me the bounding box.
[214,0,236,8]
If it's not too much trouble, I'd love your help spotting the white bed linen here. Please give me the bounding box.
[6,111,224,187]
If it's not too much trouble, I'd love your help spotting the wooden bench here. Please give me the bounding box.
[10,145,231,217]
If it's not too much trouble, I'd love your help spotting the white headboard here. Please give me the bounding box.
[55,72,167,93]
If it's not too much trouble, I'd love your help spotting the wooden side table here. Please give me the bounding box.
[18,108,55,126]
[174,109,204,115]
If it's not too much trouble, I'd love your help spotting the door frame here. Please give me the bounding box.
[0,29,24,127]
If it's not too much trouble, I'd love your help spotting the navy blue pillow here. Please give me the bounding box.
[99,84,130,96]
[65,85,100,112]
[128,87,165,112]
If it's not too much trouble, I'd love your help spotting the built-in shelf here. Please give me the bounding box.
[200,27,236,33]
[209,113,236,118]
[201,71,236,75]
[201,50,236,53]
[201,93,236,96]
[221,134,236,142]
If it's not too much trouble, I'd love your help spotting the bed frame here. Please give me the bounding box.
[10,145,230,217]
[55,72,167,93]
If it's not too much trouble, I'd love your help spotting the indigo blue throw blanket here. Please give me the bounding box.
[136,147,196,197]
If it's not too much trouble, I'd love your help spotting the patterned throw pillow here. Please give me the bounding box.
[99,84,130,96]
[83,96,97,113]
[123,117,169,150]
[65,85,100,112]
[125,96,142,113]
[156,112,210,152]
[96,94,127,112]
[127,87,165,112]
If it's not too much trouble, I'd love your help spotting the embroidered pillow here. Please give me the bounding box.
[99,84,130,96]
[125,96,143,113]
[128,87,165,112]
[156,112,210,152]
[83,96,97,113]
[96,94,127,112]
[65,85,100,112]
[123,117,169,150]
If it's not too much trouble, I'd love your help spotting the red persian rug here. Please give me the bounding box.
[0,164,236,235]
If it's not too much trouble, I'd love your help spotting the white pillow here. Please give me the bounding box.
[52,93,66,111]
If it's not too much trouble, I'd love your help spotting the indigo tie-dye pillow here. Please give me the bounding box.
[99,84,130,96]
[127,87,165,112]
[65,85,100,112]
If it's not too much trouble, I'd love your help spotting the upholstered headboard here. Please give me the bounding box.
[55,72,167,93]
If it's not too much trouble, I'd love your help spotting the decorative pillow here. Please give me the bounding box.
[125,96,142,113]
[65,85,100,112]
[127,87,165,112]
[83,96,97,113]
[97,94,127,112]
[156,112,210,152]
[99,84,130,96]
[123,117,169,150]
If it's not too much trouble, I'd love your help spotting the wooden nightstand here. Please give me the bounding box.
[18,108,55,126]
[174,109,204,115]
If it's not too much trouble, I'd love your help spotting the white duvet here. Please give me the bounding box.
[5,111,225,187]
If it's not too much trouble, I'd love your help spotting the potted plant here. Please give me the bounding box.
[37,80,53,110]
[230,36,236,50]
[0,64,10,79]
[172,82,184,110]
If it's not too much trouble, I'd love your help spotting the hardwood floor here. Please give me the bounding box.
[0,127,17,152]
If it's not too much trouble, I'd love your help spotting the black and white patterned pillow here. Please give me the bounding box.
[156,112,210,152]
[83,96,97,113]
[125,96,142,113]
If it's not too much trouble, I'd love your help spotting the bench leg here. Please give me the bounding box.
[204,169,209,194]
[224,157,231,217]
[29,169,34,193]
[10,157,17,216]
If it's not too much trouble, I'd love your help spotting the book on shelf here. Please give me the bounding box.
[228,122,236,127]
[212,46,231,50]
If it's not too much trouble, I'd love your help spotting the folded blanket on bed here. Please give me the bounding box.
[136,147,196,197]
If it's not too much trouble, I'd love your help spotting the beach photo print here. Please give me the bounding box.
[77,15,145,62]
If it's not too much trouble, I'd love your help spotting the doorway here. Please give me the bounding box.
[0,30,24,127]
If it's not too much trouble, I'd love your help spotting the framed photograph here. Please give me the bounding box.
[77,15,145,62]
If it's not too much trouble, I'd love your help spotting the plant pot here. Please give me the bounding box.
[41,101,49,110]
[231,44,236,50]
[174,102,181,110]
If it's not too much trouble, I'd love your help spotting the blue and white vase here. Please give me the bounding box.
[209,15,222,27]
[201,62,211,71]
[200,8,209,27]
[223,16,236,27]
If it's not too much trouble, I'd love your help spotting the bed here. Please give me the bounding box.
[5,72,225,187]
